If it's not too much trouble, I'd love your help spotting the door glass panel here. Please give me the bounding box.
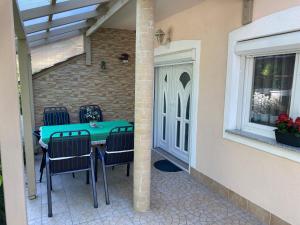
[176,121,180,147]
[186,95,190,120]
[180,72,191,89]
[184,123,189,152]
[177,94,181,117]
[163,116,166,140]
[163,93,166,113]
[250,54,295,126]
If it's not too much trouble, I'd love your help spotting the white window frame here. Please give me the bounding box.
[224,6,300,163]
[237,52,300,138]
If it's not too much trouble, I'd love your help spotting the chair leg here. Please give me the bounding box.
[90,156,98,208]
[126,163,130,177]
[95,155,98,183]
[72,173,75,178]
[86,171,89,185]
[101,160,110,205]
[46,162,53,217]
[39,151,46,182]
[50,175,52,191]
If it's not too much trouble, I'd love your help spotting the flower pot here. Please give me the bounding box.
[89,121,97,128]
[275,130,300,147]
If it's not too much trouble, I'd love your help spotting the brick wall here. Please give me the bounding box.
[32,28,136,128]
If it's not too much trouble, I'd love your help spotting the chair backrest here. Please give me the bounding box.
[79,105,103,123]
[105,126,134,165]
[43,107,70,126]
[48,130,91,174]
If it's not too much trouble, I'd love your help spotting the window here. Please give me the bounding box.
[226,31,300,139]
[250,54,295,127]
[239,52,300,138]
[224,7,300,161]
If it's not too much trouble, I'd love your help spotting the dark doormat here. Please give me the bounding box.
[154,160,182,172]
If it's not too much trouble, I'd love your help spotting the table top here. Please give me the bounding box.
[39,120,132,148]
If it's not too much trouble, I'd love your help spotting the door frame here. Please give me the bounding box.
[153,40,201,171]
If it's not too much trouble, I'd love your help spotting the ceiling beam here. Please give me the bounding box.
[86,0,130,36]
[21,0,109,21]
[27,21,92,42]
[29,30,83,48]
[25,10,99,34]
[46,0,57,32]
[13,0,26,39]
[242,0,254,25]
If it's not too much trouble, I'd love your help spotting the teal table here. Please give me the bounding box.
[39,120,132,148]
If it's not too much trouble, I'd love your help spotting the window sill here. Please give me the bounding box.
[224,129,300,163]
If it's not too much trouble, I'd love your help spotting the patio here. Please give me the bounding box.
[1,1,300,225]
[26,151,264,225]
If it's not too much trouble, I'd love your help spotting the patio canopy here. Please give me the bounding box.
[16,0,130,48]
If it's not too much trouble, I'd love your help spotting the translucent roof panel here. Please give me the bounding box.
[52,5,98,20]
[18,0,50,11]
[27,30,47,37]
[49,21,84,31]
[24,16,49,26]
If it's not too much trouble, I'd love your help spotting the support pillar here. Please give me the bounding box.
[18,39,37,199]
[133,0,154,212]
[0,1,28,224]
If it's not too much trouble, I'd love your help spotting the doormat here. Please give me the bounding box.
[153,160,182,172]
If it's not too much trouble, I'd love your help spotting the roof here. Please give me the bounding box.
[16,0,129,48]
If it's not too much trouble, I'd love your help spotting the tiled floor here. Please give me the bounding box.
[26,152,264,225]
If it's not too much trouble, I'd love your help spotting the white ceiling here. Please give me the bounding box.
[103,0,203,30]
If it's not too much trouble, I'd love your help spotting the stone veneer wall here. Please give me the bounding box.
[32,28,136,128]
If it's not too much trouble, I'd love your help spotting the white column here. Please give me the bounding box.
[133,0,154,212]
[0,1,28,224]
[18,39,37,199]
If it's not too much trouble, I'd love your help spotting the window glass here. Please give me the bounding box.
[179,72,191,89]
[250,54,296,126]
[177,94,181,117]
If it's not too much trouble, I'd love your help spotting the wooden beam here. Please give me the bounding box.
[242,0,254,25]
[0,1,28,224]
[29,30,83,48]
[18,39,37,200]
[25,10,99,34]
[21,0,109,21]
[13,0,26,39]
[84,35,92,65]
[86,0,130,36]
[27,20,92,42]
[46,0,57,32]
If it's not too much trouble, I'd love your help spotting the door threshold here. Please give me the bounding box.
[153,147,189,172]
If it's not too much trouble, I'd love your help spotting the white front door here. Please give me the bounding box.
[155,63,193,163]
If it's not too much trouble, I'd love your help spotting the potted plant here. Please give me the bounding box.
[85,107,100,128]
[275,113,300,147]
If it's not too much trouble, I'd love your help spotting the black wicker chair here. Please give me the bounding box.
[79,105,103,123]
[46,130,98,217]
[38,107,71,182]
[97,126,134,205]
[43,106,70,126]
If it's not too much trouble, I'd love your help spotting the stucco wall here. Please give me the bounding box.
[253,0,300,20]
[155,0,300,224]
[33,28,135,128]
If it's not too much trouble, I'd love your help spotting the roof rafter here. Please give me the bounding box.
[46,0,57,32]
[13,0,26,39]
[86,0,130,36]
[27,20,92,42]
[25,10,100,34]
[29,30,83,48]
[21,0,109,21]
